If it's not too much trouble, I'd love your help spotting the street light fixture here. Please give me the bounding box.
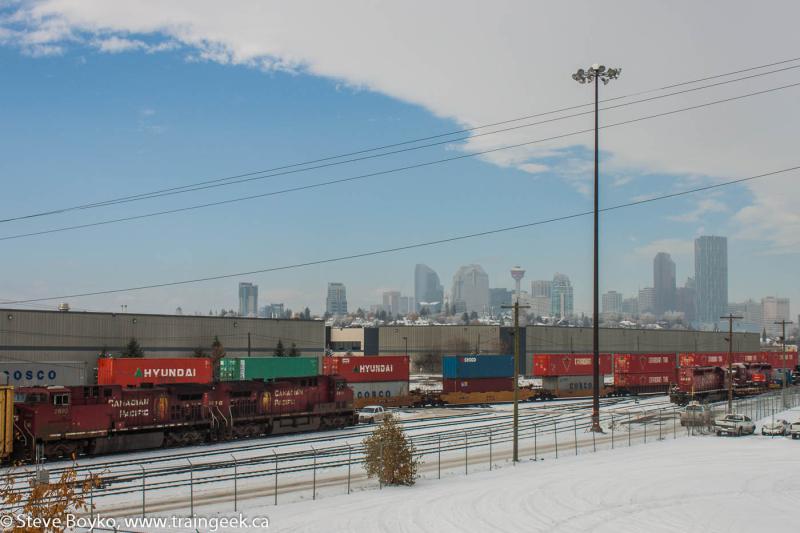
[572,63,621,433]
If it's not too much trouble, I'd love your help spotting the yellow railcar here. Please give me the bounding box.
[0,385,13,462]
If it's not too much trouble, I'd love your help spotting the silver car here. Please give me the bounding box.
[762,419,790,436]
[714,414,756,436]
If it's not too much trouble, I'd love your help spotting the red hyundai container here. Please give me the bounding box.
[442,377,514,393]
[678,352,727,367]
[322,355,409,383]
[532,353,612,376]
[677,366,724,393]
[97,357,213,387]
[613,353,676,374]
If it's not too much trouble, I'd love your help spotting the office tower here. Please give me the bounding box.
[326,282,348,315]
[694,236,728,326]
[451,264,490,315]
[653,252,676,316]
[414,264,444,313]
[238,282,258,317]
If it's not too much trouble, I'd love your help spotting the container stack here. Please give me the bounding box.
[322,355,410,400]
[97,357,213,386]
[612,353,677,394]
[533,353,612,397]
[218,356,319,381]
[441,355,514,393]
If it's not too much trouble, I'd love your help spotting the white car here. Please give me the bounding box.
[358,405,387,424]
[761,419,790,436]
[714,414,756,436]
[790,420,800,440]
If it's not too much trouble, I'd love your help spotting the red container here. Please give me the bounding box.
[677,366,724,393]
[614,371,676,388]
[97,357,213,387]
[679,352,727,367]
[322,355,409,383]
[442,377,514,393]
[532,353,612,376]
[613,353,676,374]
[761,351,798,369]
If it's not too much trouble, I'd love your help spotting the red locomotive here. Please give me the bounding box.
[669,362,772,405]
[11,375,355,461]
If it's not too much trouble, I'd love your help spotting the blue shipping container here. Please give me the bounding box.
[442,355,515,379]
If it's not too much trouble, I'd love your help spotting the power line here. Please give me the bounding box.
[5,165,798,305]
[3,79,799,243]
[3,56,800,224]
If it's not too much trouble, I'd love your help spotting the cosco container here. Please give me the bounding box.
[219,356,319,381]
[442,355,514,379]
[0,361,89,387]
[613,353,677,374]
[322,355,409,383]
[441,377,514,393]
[348,381,409,401]
[532,353,612,377]
[541,375,606,397]
[97,357,212,387]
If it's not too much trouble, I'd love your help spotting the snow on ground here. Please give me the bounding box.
[243,406,800,533]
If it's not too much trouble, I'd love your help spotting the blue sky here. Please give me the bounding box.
[1,2,798,316]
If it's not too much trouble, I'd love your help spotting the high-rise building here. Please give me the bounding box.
[530,296,551,318]
[382,291,401,315]
[414,264,444,313]
[694,236,728,326]
[762,296,790,337]
[601,290,623,314]
[622,297,639,316]
[653,252,676,316]
[531,280,552,298]
[259,303,285,319]
[238,282,258,317]
[550,273,574,317]
[638,287,655,314]
[727,299,762,333]
[326,282,348,316]
[676,278,696,324]
[451,264,490,315]
[489,288,513,316]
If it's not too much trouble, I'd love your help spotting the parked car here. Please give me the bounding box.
[358,405,387,424]
[714,413,756,436]
[790,420,800,440]
[680,402,713,426]
[761,419,790,436]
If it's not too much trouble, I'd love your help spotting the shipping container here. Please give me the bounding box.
[348,381,409,401]
[219,356,319,381]
[441,377,514,393]
[762,351,798,370]
[613,353,676,374]
[97,358,213,387]
[322,355,409,383]
[614,371,676,388]
[541,375,615,398]
[442,355,514,379]
[678,352,727,367]
[0,361,88,387]
[532,353,612,377]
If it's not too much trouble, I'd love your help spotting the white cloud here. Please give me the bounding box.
[667,198,728,222]
[612,175,634,187]
[3,0,800,250]
[633,238,694,260]
[517,163,548,174]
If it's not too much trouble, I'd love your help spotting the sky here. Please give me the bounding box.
[0,0,799,317]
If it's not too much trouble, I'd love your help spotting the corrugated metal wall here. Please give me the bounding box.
[0,309,325,369]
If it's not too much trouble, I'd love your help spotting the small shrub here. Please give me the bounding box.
[362,415,419,486]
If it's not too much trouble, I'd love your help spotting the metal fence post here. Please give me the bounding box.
[437,435,441,479]
[273,450,278,506]
[139,465,146,518]
[659,409,663,441]
[644,416,647,444]
[553,421,558,459]
[347,444,352,494]
[186,458,194,518]
[489,429,493,470]
[311,445,317,500]
[673,408,676,439]
[230,454,237,512]
[464,431,468,475]
[628,412,631,447]
[592,426,596,452]
[534,423,538,461]
[573,420,578,456]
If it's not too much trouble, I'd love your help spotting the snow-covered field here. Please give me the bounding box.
[264,406,800,533]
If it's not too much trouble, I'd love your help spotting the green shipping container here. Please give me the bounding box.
[219,356,319,381]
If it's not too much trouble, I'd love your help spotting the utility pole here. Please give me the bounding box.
[775,320,793,408]
[247,332,251,358]
[572,64,621,432]
[503,300,529,462]
[721,313,742,413]
[402,336,408,358]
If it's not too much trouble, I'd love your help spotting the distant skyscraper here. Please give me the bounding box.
[399,296,414,315]
[638,287,655,314]
[676,277,696,324]
[728,299,762,333]
[382,291,401,315]
[762,296,790,337]
[622,297,639,316]
[414,264,444,313]
[694,236,728,326]
[550,273,574,317]
[601,290,623,314]
[451,264,490,315]
[653,252,676,316]
[259,303,285,319]
[489,288,513,316]
[326,282,348,315]
[531,280,552,298]
[238,282,258,317]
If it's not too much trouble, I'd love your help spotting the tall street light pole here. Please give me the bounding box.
[572,64,621,432]
[774,320,793,407]
[503,300,529,463]
[721,313,742,414]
